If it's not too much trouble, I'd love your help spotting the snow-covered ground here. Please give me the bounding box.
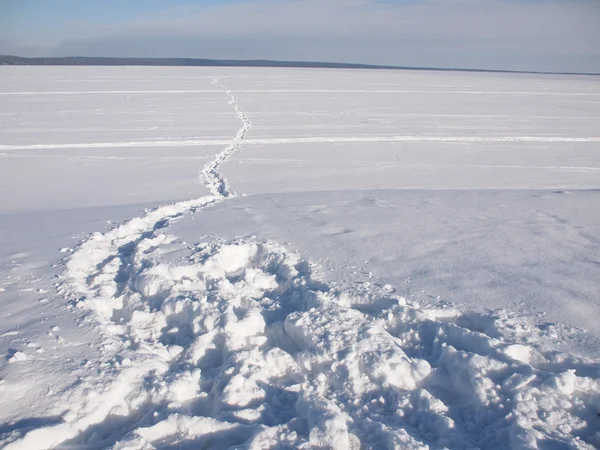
[1,66,600,449]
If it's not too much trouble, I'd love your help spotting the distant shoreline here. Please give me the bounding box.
[1,55,598,76]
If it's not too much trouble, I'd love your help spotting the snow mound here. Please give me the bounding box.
[8,235,600,449]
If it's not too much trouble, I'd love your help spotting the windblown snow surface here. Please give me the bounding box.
[1,67,600,449]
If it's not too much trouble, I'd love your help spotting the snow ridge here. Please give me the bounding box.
[3,135,600,151]
[3,89,600,96]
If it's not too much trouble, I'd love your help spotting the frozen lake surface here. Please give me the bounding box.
[1,67,600,449]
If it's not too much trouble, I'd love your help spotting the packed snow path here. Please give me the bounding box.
[3,75,600,449]
[200,78,252,198]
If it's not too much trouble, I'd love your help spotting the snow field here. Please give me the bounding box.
[1,67,600,449]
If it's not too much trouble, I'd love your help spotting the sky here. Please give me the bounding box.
[0,0,599,72]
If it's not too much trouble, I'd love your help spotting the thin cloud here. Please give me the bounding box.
[4,0,600,72]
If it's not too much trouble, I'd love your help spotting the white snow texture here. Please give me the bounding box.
[1,67,600,450]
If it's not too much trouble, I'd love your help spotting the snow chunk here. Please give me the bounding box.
[7,351,27,363]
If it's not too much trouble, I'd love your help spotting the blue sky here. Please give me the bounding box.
[1,0,599,72]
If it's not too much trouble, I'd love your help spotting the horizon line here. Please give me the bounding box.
[1,54,599,77]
